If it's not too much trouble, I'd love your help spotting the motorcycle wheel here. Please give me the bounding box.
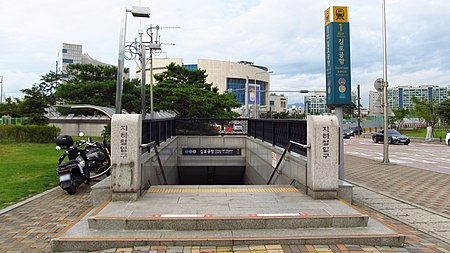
[65,185,76,195]
[84,166,91,184]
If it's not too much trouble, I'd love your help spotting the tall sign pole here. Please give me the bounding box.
[381,0,390,164]
[324,6,351,180]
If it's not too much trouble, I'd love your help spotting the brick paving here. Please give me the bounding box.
[0,184,92,253]
[1,157,450,252]
[345,154,450,216]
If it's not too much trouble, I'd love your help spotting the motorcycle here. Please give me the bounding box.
[55,133,111,195]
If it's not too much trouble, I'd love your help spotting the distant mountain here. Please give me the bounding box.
[288,102,304,108]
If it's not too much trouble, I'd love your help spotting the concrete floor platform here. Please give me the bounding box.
[51,185,405,252]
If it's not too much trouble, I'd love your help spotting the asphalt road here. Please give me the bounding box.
[344,137,450,175]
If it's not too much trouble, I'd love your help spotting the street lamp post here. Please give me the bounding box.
[115,6,150,114]
[254,71,272,119]
[381,0,390,163]
[0,76,3,104]
[245,76,249,118]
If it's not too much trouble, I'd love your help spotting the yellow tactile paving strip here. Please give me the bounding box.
[148,187,299,193]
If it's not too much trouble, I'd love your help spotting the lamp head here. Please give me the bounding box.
[131,6,150,18]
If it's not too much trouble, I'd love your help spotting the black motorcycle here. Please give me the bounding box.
[55,133,111,195]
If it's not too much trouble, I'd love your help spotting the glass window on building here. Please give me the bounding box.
[256,81,267,106]
[226,78,246,105]
[183,64,198,71]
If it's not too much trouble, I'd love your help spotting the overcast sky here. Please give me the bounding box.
[1,0,449,107]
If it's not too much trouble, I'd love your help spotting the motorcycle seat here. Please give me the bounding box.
[59,160,79,168]
[87,151,106,161]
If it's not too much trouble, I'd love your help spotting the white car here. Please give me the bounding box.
[233,123,243,132]
[446,130,450,146]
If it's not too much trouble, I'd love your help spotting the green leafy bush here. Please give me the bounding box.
[0,125,60,143]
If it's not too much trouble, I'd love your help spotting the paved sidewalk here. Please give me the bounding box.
[345,155,450,216]
[0,184,93,253]
[1,156,449,252]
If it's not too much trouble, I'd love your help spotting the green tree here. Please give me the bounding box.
[153,63,240,118]
[19,84,49,125]
[343,102,357,119]
[390,108,409,129]
[411,96,440,129]
[55,64,141,114]
[64,63,120,83]
[0,97,22,117]
[38,71,61,105]
[437,99,450,125]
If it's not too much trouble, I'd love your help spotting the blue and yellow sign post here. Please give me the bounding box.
[324,6,351,107]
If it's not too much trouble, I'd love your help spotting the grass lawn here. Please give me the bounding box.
[401,126,448,139]
[0,141,59,209]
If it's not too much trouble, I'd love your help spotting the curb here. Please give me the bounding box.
[347,180,450,245]
[0,186,60,215]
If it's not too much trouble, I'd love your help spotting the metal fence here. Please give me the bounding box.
[248,119,307,156]
[141,118,307,156]
[0,117,28,125]
[142,118,176,145]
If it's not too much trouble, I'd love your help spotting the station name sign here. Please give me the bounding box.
[182,148,242,156]
[324,6,352,106]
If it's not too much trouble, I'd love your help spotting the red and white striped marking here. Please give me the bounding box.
[150,213,310,218]
[249,213,309,217]
[151,214,213,218]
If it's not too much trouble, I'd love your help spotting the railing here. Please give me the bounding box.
[142,118,176,145]
[141,118,307,156]
[175,118,248,136]
[248,119,307,156]
[0,117,28,125]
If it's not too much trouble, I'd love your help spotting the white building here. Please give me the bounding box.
[138,58,274,116]
[57,43,115,79]
[304,91,329,115]
[287,105,305,116]
[268,93,288,113]
[387,85,449,110]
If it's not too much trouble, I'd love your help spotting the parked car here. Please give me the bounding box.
[343,129,352,139]
[372,129,410,145]
[446,129,450,146]
[232,123,243,132]
[348,126,363,136]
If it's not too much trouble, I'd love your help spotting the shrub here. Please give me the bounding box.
[0,125,61,143]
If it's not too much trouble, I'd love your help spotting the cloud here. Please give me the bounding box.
[0,0,449,108]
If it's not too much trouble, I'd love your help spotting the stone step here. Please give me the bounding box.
[88,213,370,230]
[52,185,406,252]
[51,209,404,252]
[88,185,369,230]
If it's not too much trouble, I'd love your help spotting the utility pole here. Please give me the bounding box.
[357,84,361,137]
[139,29,147,117]
[146,24,176,119]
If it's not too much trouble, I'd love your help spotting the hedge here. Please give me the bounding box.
[0,125,61,143]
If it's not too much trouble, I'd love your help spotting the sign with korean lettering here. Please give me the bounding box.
[322,126,330,159]
[119,125,128,159]
[324,6,351,106]
[182,148,242,156]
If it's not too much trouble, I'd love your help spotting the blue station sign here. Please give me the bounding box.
[324,6,352,106]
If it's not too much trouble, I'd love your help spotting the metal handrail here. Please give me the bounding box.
[267,141,310,192]
[140,142,168,185]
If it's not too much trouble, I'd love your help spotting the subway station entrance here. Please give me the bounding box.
[51,116,405,252]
